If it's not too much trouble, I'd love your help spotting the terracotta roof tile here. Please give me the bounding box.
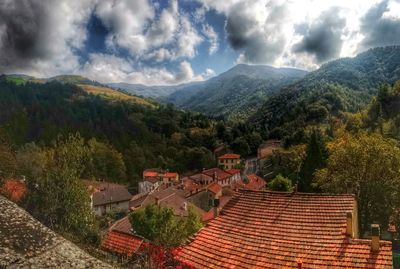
[225,169,241,175]
[143,171,158,177]
[218,153,241,159]
[101,231,143,257]
[165,172,178,178]
[202,168,231,181]
[206,182,222,195]
[111,216,133,234]
[177,190,392,269]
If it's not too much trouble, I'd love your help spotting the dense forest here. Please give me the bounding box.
[249,46,400,145]
[164,64,307,121]
[0,79,266,191]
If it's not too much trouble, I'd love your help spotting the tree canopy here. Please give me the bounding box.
[314,133,400,233]
[129,204,203,247]
[268,174,293,192]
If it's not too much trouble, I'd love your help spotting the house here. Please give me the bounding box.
[202,168,233,186]
[139,169,179,193]
[138,176,161,193]
[137,187,205,218]
[218,153,241,170]
[84,181,132,216]
[225,168,241,183]
[162,172,179,185]
[177,190,393,269]
[101,216,144,257]
[187,182,223,212]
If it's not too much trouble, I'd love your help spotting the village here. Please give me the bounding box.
[90,149,266,257]
[80,141,394,268]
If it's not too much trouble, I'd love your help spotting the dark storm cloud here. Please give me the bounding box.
[359,0,400,51]
[0,0,51,70]
[293,8,346,63]
[224,1,288,64]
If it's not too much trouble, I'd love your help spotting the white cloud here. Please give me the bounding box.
[1,0,399,85]
[95,0,154,54]
[95,0,202,61]
[0,0,95,77]
[199,0,395,70]
[202,68,216,78]
[203,24,219,54]
[81,54,204,85]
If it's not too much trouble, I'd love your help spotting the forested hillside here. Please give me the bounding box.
[165,64,307,121]
[250,46,400,145]
[0,80,219,190]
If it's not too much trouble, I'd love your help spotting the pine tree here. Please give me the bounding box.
[298,129,328,192]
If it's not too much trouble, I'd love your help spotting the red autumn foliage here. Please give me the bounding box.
[139,243,194,269]
[1,179,26,202]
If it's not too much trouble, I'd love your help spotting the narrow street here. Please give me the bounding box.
[244,157,258,175]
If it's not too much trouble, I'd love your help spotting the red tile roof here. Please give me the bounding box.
[164,172,178,178]
[202,168,231,181]
[206,182,222,195]
[143,171,158,177]
[182,178,202,193]
[143,176,160,184]
[101,230,143,257]
[218,153,241,159]
[177,190,393,269]
[225,169,241,175]
[239,174,266,191]
[101,216,144,257]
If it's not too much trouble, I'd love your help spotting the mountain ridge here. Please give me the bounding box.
[249,46,400,144]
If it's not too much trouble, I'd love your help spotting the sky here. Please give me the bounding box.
[0,0,400,85]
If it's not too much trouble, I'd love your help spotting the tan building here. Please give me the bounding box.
[139,169,179,193]
[218,153,241,170]
[84,181,132,216]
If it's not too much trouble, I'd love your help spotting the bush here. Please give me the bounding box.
[268,174,293,192]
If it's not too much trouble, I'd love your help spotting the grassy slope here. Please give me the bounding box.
[78,84,156,107]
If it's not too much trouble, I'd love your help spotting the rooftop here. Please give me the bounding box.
[225,168,241,175]
[233,174,266,191]
[101,217,143,257]
[206,182,222,195]
[218,153,241,159]
[0,195,112,268]
[177,190,392,269]
[90,182,132,206]
[202,168,232,181]
[141,188,205,217]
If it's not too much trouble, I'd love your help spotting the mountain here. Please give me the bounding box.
[249,46,400,143]
[164,64,308,121]
[107,81,204,99]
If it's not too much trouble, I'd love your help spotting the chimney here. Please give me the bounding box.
[155,197,160,205]
[213,198,220,218]
[371,224,380,252]
[183,202,187,211]
[346,212,353,238]
[297,262,302,269]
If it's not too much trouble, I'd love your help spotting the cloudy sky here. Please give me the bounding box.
[0,0,400,85]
